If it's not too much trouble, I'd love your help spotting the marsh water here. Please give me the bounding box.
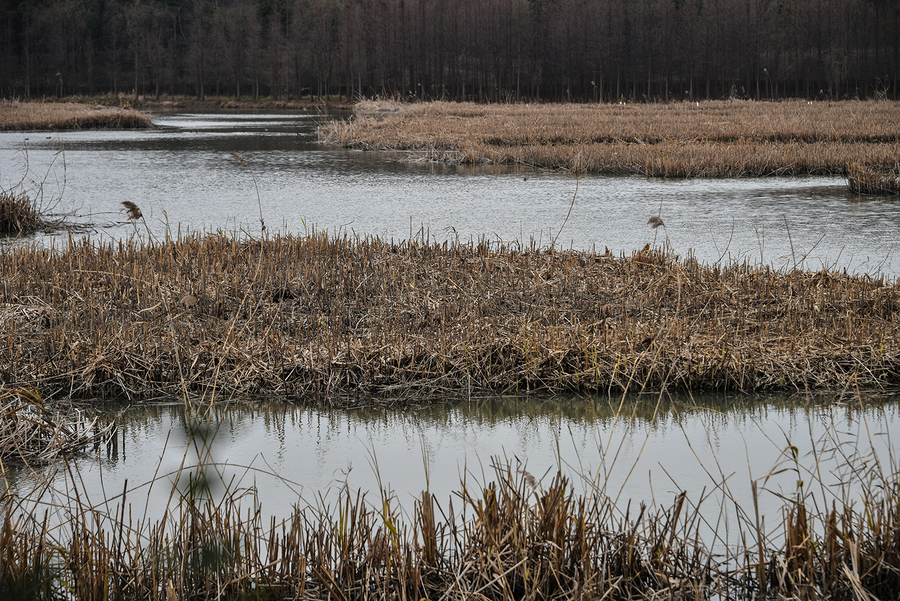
[5,393,899,550]
[2,111,900,540]
[2,110,900,278]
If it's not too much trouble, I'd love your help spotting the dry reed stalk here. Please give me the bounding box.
[1,232,899,403]
[320,100,900,179]
[0,100,152,131]
[0,189,44,234]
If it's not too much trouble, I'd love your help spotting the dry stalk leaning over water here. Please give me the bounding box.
[1,232,899,402]
[319,100,900,179]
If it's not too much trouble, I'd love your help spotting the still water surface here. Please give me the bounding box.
[1,110,899,279]
[6,394,898,546]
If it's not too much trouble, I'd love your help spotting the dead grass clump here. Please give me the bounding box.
[320,100,900,178]
[0,189,44,235]
[0,101,152,131]
[1,231,899,402]
[848,162,900,194]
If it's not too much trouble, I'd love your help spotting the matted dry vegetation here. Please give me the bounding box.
[319,100,900,180]
[0,101,152,131]
[1,230,899,403]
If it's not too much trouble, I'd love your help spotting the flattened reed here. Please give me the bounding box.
[319,100,900,178]
[0,101,152,131]
[1,232,898,402]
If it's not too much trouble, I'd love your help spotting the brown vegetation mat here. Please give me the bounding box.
[1,232,899,403]
[0,101,152,131]
[319,100,900,178]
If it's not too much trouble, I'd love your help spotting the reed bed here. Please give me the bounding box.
[2,442,899,600]
[847,162,900,194]
[319,100,900,178]
[0,101,152,131]
[1,229,899,403]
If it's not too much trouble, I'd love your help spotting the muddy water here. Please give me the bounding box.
[1,111,898,279]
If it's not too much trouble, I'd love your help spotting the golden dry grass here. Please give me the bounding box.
[1,231,898,403]
[0,101,152,131]
[320,100,900,178]
[848,162,900,194]
[0,190,44,235]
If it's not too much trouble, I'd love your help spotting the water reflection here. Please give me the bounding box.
[1,111,898,279]
[4,393,897,542]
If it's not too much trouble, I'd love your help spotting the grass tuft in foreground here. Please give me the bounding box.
[1,230,899,402]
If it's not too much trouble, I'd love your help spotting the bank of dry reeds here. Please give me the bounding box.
[0,101,152,131]
[848,162,900,194]
[319,100,900,178]
[2,447,899,600]
[1,230,899,402]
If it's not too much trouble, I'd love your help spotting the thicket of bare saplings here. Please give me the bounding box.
[0,0,897,103]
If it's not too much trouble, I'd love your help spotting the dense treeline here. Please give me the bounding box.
[0,0,897,103]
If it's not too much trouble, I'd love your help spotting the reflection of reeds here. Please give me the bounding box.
[0,100,152,130]
[1,232,899,401]
[0,389,116,464]
[320,100,900,179]
[2,445,899,600]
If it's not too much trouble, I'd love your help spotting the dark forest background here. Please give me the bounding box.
[1,0,898,102]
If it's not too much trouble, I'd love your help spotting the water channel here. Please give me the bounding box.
[5,394,899,551]
[2,110,899,278]
[2,110,899,549]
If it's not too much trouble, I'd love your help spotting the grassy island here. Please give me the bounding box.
[0,101,152,131]
[320,100,900,187]
[1,231,898,403]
